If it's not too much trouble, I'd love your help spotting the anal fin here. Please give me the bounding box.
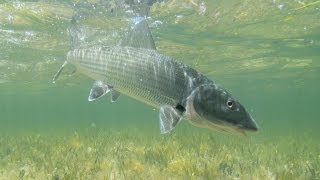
[159,105,184,134]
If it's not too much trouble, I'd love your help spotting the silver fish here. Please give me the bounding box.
[53,18,258,134]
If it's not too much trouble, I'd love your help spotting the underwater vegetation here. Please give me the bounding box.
[0,128,319,179]
[0,0,319,179]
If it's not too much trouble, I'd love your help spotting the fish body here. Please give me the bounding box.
[67,46,258,134]
[68,46,207,108]
[53,10,258,134]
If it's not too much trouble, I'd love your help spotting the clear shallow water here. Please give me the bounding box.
[0,0,320,179]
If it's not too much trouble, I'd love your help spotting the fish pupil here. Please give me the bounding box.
[227,100,234,108]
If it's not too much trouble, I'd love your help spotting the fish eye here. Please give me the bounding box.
[226,99,235,110]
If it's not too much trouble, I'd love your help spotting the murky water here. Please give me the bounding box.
[0,0,319,179]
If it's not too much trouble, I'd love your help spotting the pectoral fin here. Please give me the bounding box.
[159,105,184,134]
[88,81,111,101]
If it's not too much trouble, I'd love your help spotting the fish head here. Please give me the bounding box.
[189,84,258,134]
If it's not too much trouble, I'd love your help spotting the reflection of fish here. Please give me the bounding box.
[53,14,258,134]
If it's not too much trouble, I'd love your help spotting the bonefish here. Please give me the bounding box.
[53,19,258,134]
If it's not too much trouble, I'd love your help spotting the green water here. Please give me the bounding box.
[1,0,320,179]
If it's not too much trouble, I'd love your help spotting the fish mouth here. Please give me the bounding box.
[244,124,258,132]
[204,120,247,135]
[241,116,259,132]
[211,117,259,135]
[238,124,258,132]
[187,109,258,135]
[226,121,257,134]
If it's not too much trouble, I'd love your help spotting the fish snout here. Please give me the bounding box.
[243,117,259,132]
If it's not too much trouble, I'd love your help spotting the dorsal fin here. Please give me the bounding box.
[120,17,156,50]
